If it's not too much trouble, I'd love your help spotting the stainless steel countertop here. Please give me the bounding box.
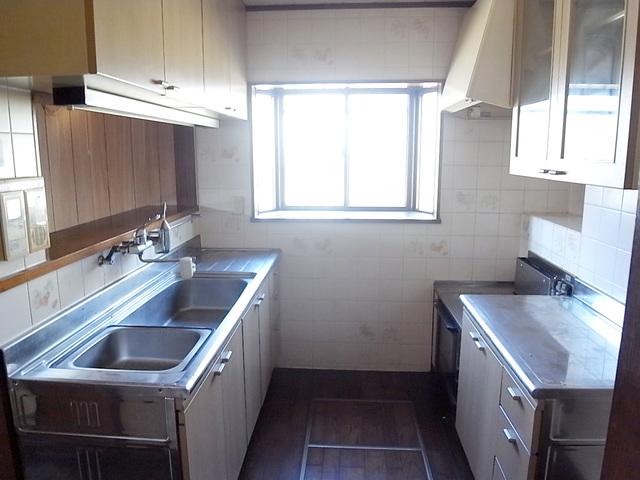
[460,295,621,399]
[4,246,280,399]
[434,281,515,327]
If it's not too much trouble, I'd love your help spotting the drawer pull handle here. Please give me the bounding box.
[503,428,518,444]
[468,331,479,341]
[221,350,233,363]
[213,363,226,377]
[473,339,485,351]
[507,386,521,401]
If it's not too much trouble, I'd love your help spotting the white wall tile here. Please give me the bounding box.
[0,284,31,345]
[28,271,60,325]
[57,261,85,309]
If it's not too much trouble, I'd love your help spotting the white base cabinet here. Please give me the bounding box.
[456,314,503,480]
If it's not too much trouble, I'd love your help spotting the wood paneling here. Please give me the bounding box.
[158,123,177,205]
[86,113,110,219]
[69,110,94,223]
[34,103,188,232]
[104,114,134,215]
[45,107,78,230]
[131,118,161,208]
[174,126,198,209]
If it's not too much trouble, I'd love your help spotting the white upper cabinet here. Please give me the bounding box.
[510,0,640,188]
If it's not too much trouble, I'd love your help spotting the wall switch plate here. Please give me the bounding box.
[0,190,29,260]
[24,187,50,252]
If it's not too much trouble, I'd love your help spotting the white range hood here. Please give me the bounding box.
[441,0,515,113]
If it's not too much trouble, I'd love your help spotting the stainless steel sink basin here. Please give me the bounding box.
[119,277,249,329]
[55,326,210,373]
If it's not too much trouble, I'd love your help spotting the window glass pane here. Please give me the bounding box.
[252,93,276,213]
[418,91,440,214]
[282,94,346,207]
[563,0,624,162]
[347,94,409,208]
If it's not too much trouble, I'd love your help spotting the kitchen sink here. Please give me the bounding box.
[119,277,249,329]
[56,326,210,372]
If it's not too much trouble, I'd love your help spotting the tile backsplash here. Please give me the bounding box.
[528,186,636,302]
[0,217,199,346]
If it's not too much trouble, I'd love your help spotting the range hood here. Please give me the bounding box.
[441,0,515,113]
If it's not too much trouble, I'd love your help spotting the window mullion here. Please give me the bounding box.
[407,91,421,210]
[275,91,285,209]
[344,92,350,209]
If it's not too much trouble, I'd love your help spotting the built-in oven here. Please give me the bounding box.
[433,300,461,407]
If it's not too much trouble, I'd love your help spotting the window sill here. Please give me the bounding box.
[253,210,439,222]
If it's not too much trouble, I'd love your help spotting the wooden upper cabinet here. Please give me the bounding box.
[0,0,247,121]
[226,0,248,119]
[203,0,232,112]
[162,0,205,101]
[510,0,640,188]
[92,0,166,94]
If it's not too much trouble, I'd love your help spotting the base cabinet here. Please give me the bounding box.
[221,324,248,480]
[456,315,503,480]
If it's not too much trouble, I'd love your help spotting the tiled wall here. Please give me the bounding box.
[247,7,465,82]
[194,6,576,371]
[527,186,637,303]
[0,218,199,345]
[0,81,38,179]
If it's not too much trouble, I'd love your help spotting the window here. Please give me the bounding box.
[251,83,442,221]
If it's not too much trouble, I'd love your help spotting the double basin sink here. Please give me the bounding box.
[53,276,250,374]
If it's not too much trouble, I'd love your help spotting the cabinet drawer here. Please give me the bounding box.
[500,368,538,452]
[496,406,534,480]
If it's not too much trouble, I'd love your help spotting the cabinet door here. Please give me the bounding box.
[510,0,558,176]
[243,302,262,440]
[182,360,228,480]
[225,0,248,119]
[92,0,166,93]
[552,0,630,184]
[259,280,273,401]
[222,325,248,480]
[162,0,205,101]
[456,313,503,480]
[203,0,232,113]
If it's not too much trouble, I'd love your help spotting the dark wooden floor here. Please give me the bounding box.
[239,369,473,480]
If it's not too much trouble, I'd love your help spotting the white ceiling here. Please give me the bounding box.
[244,0,472,7]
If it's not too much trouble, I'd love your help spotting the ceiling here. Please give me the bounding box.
[244,0,473,7]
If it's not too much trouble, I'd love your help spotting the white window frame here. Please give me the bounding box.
[250,82,442,222]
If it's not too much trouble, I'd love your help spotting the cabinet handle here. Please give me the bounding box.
[165,84,180,91]
[468,331,479,341]
[547,170,567,175]
[213,363,226,376]
[254,294,266,308]
[473,339,485,351]
[151,79,170,88]
[221,350,233,363]
[503,428,518,444]
[538,168,550,174]
[507,386,521,401]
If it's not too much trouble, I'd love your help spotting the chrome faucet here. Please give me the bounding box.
[98,203,172,266]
